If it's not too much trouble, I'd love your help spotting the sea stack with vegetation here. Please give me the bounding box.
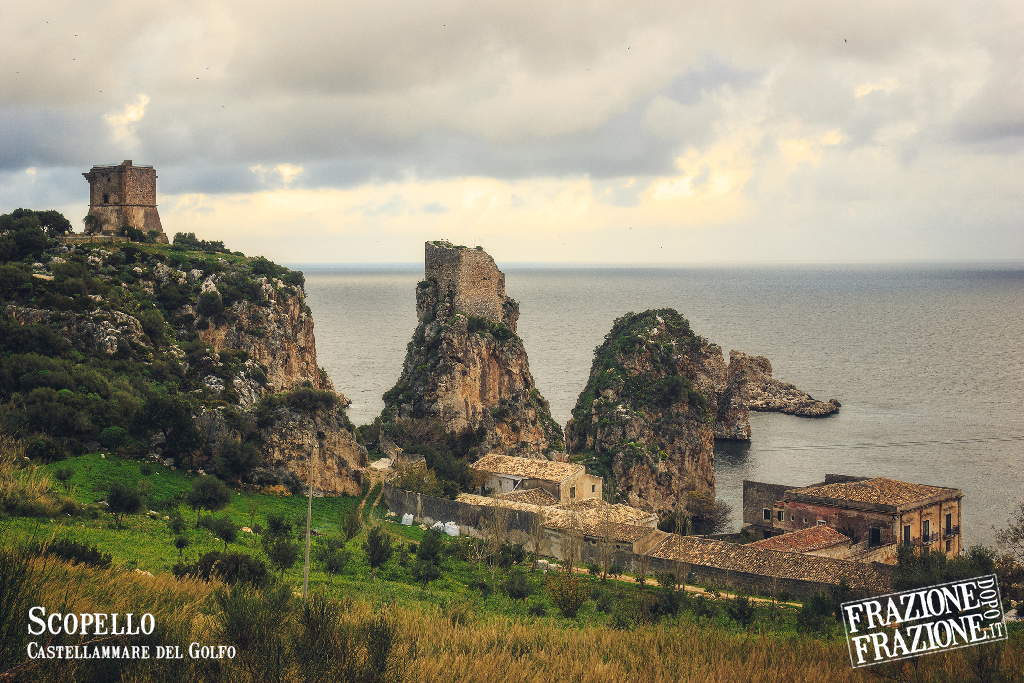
[369,241,562,481]
[0,213,365,494]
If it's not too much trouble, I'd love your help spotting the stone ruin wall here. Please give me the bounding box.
[424,242,510,330]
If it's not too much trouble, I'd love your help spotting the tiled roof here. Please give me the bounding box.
[471,454,582,482]
[649,534,889,592]
[454,494,658,541]
[497,488,559,506]
[793,477,958,507]
[749,526,851,553]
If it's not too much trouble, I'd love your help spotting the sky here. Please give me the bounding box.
[2,1,1022,264]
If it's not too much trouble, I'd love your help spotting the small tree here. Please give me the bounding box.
[106,482,143,528]
[262,533,300,579]
[209,516,238,551]
[185,476,232,527]
[315,539,351,583]
[482,506,511,590]
[529,508,547,571]
[174,535,190,558]
[340,506,361,542]
[363,526,393,579]
[411,558,441,596]
[83,214,101,235]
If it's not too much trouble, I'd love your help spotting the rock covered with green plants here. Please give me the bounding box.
[0,213,366,494]
[564,309,730,515]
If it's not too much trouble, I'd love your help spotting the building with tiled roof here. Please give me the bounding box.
[748,525,851,557]
[744,474,962,563]
[471,453,602,504]
[648,534,890,595]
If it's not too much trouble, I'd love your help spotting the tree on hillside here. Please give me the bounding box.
[340,506,361,542]
[315,539,351,583]
[411,528,444,595]
[363,526,393,579]
[185,476,232,527]
[262,530,300,579]
[208,515,238,551]
[106,482,143,528]
[132,394,204,457]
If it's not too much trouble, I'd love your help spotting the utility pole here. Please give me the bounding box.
[302,441,315,602]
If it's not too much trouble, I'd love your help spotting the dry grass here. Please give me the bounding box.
[0,432,75,518]
[3,548,1021,683]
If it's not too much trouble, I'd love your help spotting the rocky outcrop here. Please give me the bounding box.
[196,279,337,400]
[565,310,719,515]
[565,310,840,517]
[257,405,365,495]
[380,242,562,457]
[725,351,840,417]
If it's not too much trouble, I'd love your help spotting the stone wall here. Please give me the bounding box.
[424,242,511,329]
[647,555,843,598]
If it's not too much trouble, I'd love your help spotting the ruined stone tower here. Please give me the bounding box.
[83,160,168,243]
[423,241,518,331]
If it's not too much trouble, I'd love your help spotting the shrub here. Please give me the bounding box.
[725,595,757,627]
[197,291,225,318]
[527,602,548,617]
[547,572,587,618]
[174,551,270,587]
[692,594,718,620]
[504,569,531,600]
[29,538,112,568]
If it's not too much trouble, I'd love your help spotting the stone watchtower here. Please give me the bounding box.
[82,160,168,243]
[423,241,517,331]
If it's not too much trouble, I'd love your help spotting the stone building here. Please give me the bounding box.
[471,453,603,504]
[744,475,963,562]
[82,160,167,242]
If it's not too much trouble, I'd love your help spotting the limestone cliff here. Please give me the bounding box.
[0,241,364,494]
[565,309,719,515]
[380,241,562,458]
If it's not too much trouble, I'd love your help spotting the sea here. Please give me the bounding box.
[298,262,1024,548]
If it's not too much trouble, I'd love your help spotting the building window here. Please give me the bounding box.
[923,519,931,543]
[102,193,109,204]
[816,520,826,526]
[946,540,951,552]
[570,486,576,499]
[903,525,911,545]
[869,528,881,547]
[763,509,772,521]
[945,513,952,535]
[591,484,595,493]
[802,518,807,525]
[776,511,783,522]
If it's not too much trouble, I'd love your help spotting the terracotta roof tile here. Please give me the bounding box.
[497,488,559,506]
[749,526,851,553]
[472,454,582,482]
[794,477,957,507]
[649,534,888,593]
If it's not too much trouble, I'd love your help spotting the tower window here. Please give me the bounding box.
[103,194,109,203]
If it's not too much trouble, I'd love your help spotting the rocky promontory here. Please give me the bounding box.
[726,350,840,417]
[379,241,562,458]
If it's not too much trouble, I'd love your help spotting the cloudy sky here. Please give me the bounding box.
[2,1,1021,263]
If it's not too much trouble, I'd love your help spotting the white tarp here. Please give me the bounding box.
[401,513,414,526]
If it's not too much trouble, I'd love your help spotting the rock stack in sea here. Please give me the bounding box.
[378,241,563,458]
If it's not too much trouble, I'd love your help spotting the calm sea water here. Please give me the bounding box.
[299,263,1024,547]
